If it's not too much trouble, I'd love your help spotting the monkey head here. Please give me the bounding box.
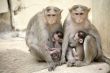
[76,31,87,44]
[69,31,87,48]
[43,6,62,25]
[69,5,90,24]
[52,31,63,42]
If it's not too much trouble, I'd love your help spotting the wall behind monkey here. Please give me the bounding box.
[15,0,91,29]
[14,0,110,56]
[92,0,110,56]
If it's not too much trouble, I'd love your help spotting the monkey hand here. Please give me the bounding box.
[60,57,66,65]
[74,61,83,67]
[67,58,75,67]
[48,62,56,71]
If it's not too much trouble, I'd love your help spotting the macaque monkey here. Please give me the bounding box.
[25,6,63,71]
[52,31,63,48]
[60,5,110,67]
[68,31,88,66]
[66,31,87,66]
[70,31,87,59]
[49,31,63,65]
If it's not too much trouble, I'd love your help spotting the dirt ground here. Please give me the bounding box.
[0,32,110,73]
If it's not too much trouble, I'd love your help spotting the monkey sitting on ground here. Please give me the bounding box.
[25,6,63,71]
[49,31,63,65]
[60,5,110,68]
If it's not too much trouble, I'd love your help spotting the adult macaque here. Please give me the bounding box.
[25,6,63,71]
[60,5,110,67]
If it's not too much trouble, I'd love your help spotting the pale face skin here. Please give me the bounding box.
[69,5,90,24]
[44,6,62,25]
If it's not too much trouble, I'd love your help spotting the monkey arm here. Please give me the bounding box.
[88,24,103,57]
[61,30,69,61]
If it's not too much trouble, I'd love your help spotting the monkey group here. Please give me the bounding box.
[25,5,110,71]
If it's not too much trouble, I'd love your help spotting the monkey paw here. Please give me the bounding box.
[74,61,83,67]
[60,58,66,65]
[67,59,75,67]
[55,61,60,66]
[48,62,56,71]
[67,62,73,67]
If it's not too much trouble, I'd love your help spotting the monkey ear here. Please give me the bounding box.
[79,39,83,43]
[60,10,63,14]
[88,8,91,12]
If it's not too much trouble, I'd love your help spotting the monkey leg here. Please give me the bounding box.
[66,48,76,67]
[28,43,56,71]
[29,46,44,62]
[74,35,97,67]
[75,46,84,61]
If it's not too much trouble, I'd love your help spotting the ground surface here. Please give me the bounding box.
[0,32,109,73]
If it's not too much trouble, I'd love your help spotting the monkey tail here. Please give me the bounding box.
[101,55,110,73]
[101,55,110,65]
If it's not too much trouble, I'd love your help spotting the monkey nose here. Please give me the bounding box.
[52,14,56,16]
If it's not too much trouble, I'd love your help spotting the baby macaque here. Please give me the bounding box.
[50,31,63,65]
[68,31,87,65]
[52,31,63,48]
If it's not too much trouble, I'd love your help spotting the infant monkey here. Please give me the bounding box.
[69,31,87,62]
[50,31,63,65]
[52,31,63,48]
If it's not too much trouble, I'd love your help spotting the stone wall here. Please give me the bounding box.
[92,0,110,56]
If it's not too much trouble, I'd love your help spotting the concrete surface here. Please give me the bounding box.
[35,63,110,73]
[0,32,110,73]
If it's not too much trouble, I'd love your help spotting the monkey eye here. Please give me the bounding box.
[75,13,79,15]
[47,14,51,16]
[80,13,84,15]
[54,9,57,12]
[58,34,63,38]
[74,13,84,15]
[52,14,56,16]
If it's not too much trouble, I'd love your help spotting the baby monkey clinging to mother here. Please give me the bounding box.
[68,31,88,66]
[49,31,63,66]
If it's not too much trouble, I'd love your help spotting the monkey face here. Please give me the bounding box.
[69,5,90,24]
[69,35,78,48]
[52,31,63,42]
[44,6,62,25]
[69,31,87,47]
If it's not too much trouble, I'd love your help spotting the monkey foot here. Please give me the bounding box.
[67,62,73,67]
[74,61,83,67]
[67,60,75,67]
[55,62,60,66]
[60,59,66,65]
[48,62,56,71]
